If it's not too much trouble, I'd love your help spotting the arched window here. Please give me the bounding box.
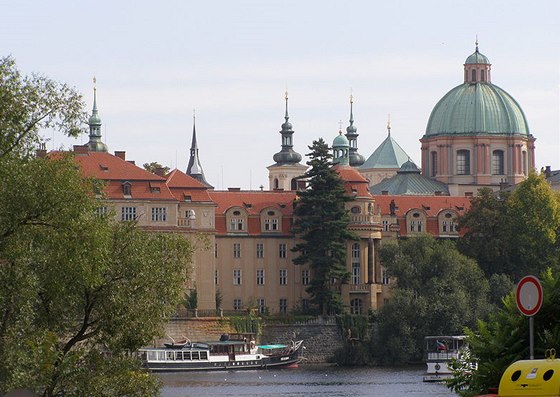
[431,151,437,177]
[471,69,476,82]
[290,178,297,191]
[122,181,131,196]
[350,298,363,315]
[492,150,504,175]
[522,151,528,175]
[480,69,486,82]
[456,150,470,175]
[274,178,279,189]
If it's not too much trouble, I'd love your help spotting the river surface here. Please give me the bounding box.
[159,364,457,397]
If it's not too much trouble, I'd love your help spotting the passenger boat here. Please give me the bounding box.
[139,333,304,372]
[423,335,469,382]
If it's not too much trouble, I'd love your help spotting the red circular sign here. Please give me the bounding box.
[516,276,543,317]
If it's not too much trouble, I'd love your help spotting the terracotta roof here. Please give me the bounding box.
[166,168,209,189]
[373,195,470,217]
[333,165,373,197]
[209,191,296,215]
[73,151,165,181]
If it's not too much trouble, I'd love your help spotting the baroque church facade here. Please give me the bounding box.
[57,44,536,315]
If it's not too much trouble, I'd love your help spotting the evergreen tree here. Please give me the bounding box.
[291,139,355,315]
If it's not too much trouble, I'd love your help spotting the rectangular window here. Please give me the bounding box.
[215,243,218,258]
[410,221,415,232]
[382,220,389,232]
[256,269,265,285]
[256,243,264,258]
[457,150,470,175]
[229,218,244,231]
[279,243,287,258]
[301,270,310,285]
[279,269,288,285]
[257,298,266,314]
[418,221,423,232]
[151,207,167,222]
[94,206,107,217]
[233,243,241,258]
[264,218,279,231]
[352,262,360,285]
[233,298,242,311]
[442,221,448,232]
[121,206,136,221]
[215,270,219,285]
[271,218,278,230]
[382,270,390,285]
[233,269,242,285]
[264,219,271,231]
[279,298,288,314]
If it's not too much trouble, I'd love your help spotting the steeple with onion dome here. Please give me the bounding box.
[86,77,108,152]
[272,91,302,165]
[464,39,492,84]
[186,112,213,188]
[345,94,365,167]
[267,92,307,190]
[332,126,350,166]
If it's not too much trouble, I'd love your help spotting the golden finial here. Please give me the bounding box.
[285,90,288,100]
[350,88,353,104]
[387,114,391,135]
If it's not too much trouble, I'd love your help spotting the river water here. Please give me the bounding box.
[159,364,457,397]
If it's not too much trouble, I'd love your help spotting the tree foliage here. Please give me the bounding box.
[291,139,355,315]
[458,174,560,279]
[0,55,86,159]
[374,236,490,364]
[0,58,194,396]
[143,161,170,175]
[448,269,560,396]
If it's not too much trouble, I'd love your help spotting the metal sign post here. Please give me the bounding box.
[516,275,543,360]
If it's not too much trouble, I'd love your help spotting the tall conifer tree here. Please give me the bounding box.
[292,138,355,315]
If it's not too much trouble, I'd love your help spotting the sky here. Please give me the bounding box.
[3,0,559,190]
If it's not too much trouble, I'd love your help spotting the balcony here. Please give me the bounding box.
[350,213,381,224]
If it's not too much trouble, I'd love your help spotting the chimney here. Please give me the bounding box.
[73,145,88,155]
[545,166,552,178]
[114,151,126,160]
[228,187,241,192]
[154,167,166,177]
[381,190,388,195]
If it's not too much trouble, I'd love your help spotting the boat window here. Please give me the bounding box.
[200,351,208,360]
[511,370,522,381]
[543,369,554,381]
[192,351,199,360]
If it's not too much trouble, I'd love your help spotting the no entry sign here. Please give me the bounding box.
[516,276,543,317]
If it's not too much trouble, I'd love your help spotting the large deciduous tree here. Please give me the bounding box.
[0,57,194,397]
[374,236,490,364]
[292,139,355,315]
[458,174,560,280]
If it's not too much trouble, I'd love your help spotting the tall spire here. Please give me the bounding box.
[186,111,212,188]
[86,76,108,152]
[345,93,365,167]
[272,91,302,165]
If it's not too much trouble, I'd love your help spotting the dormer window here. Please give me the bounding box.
[122,181,131,196]
[262,208,281,232]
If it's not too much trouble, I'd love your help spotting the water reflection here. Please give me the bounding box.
[159,364,456,397]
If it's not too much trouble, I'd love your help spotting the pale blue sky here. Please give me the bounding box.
[3,0,559,189]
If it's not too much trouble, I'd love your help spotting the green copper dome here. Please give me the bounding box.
[425,83,530,136]
[333,131,349,147]
[465,49,490,64]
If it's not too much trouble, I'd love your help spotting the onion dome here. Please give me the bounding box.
[424,43,529,137]
[272,92,303,165]
[86,78,108,152]
[332,129,350,166]
[345,95,365,167]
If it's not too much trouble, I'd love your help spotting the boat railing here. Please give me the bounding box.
[427,351,461,360]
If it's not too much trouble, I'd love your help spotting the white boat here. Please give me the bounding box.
[423,335,468,382]
[139,333,304,372]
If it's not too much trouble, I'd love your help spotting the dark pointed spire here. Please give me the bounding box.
[86,77,108,152]
[272,91,302,165]
[186,111,213,188]
[345,94,365,167]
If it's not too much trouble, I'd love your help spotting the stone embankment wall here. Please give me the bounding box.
[159,317,343,363]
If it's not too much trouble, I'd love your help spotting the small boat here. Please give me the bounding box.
[163,336,191,348]
[423,335,470,382]
[139,333,304,372]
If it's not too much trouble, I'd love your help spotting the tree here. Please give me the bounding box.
[143,161,170,175]
[458,174,560,279]
[0,58,194,396]
[291,139,355,315]
[374,236,490,364]
[448,269,560,396]
[0,55,86,159]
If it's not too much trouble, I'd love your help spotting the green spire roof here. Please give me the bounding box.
[360,125,410,170]
[86,78,108,153]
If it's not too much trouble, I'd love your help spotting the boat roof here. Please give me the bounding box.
[258,344,287,349]
[424,335,466,340]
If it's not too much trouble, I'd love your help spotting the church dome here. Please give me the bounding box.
[425,44,529,138]
[425,83,529,137]
[333,131,349,147]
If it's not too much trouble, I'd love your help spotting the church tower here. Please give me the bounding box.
[85,78,109,152]
[267,92,307,190]
[345,95,365,167]
[186,114,213,188]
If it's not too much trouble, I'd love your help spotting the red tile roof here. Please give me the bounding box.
[333,165,373,197]
[209,191,296,215]
[165,169,214,203]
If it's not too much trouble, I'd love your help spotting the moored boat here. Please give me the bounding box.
[139,333,304,372]
[423,335,469,382]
